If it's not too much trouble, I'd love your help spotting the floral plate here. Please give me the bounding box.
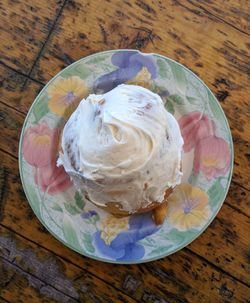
[19,50,233,263]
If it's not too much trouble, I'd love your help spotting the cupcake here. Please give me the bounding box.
[58,84,183,224]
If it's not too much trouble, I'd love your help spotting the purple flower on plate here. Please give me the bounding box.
[94,51,157,93]
[93,212,160,261]
[81,210,98,219]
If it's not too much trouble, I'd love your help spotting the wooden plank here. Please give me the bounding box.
[0,0,64,74]
[226,182,250,218]
[0,296,10,303]
[189,0,250,34]
[0,227,136,303]
[0,220,249,303]
[0,64,42,113]
[30,0,250,84]
[0,259,78,303]
[0,104,24,158]
[188,203,250,285]
[227,119,249,190]
[0,150,249,296]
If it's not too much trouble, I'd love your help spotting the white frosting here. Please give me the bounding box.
[58,84,183,213]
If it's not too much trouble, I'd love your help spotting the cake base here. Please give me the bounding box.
[88,187,173,225]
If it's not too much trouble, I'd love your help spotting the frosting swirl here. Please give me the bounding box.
[58,84,183,213]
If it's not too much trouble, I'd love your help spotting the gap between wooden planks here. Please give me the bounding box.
[0,222,249,303]
[0,225,136,303]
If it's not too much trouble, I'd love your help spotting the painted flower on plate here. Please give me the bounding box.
[167,183,211,231]
[23,123,72,194]
[126,66,152,88]
[178,111,215,152]
[47,76,88,119]
[99,216,129,246]
[81,210,98,219]
[194,136,231,181]
[94,213,160,261]
[94,51,157,93]
[23,123,59,167]
[34,162,71,194]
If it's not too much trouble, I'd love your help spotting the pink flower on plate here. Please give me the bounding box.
[23,123,72,194]
[23,123,59,167]
[34,162,72,194]
[194,136,231,180]
[178,111,215,152]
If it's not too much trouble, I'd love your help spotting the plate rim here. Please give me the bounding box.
[18,49,234,264]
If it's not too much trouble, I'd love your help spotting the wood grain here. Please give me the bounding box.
[0,0,64,74]
[31,0,250,83]
[0,104,24,157]
[0,64,42,114]
[189,0,250,34]
[0,226,136,303]
[0,259,78,303]
[0,297,9,303]
[226,182,250,217]
[188,204,250,284]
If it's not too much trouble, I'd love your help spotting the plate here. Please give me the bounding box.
[19,50,233,263]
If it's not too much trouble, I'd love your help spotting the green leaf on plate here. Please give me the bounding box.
[207,89,223,121]
[63,69,91,80]
[167,94,185,105]
[90,213,100,224]
[63,215,81,249]
[165,228,186,244]
[33,95,49,123]
[183,229,198,240]
[157,59,169,78]
[82,232,95,253]
[86,54,109,65]
[26,186,40,217]
[188,173,200,185]
[169,62,187,95]
[165,101,175,114]
[64,202,80,215]
[208,178,225,209]
[165,228,198,245]
[74,65,92,79]
[186,96,197,104]
[75,191,85,210]
[51,203,63,212]
[147,245,172,257]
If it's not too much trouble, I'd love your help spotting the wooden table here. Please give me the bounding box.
[0,0,249,302]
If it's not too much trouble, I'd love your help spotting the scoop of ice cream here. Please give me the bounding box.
[58,84,183,213]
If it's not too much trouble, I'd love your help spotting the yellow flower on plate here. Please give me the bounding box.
[167,183,211,231]
[47,76,88,119]
[100,215,129,245]
[127,66,152,88]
